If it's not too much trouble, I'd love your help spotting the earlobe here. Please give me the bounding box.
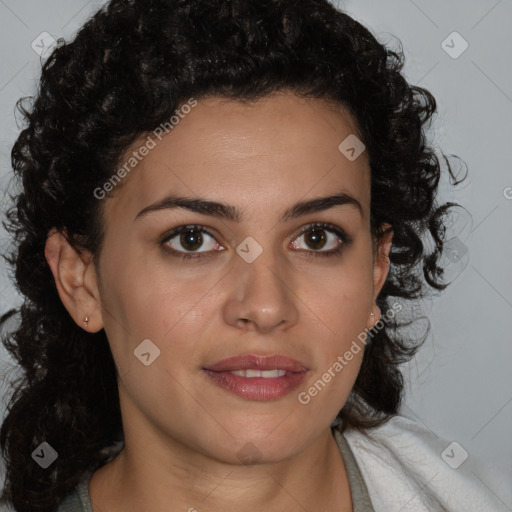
[366,225,392,330]
[44,228,103,332]
[372,223,393,300]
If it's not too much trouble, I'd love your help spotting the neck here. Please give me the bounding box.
[89,426,352,512]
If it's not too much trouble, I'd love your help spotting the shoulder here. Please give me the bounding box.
[341,414,509,512]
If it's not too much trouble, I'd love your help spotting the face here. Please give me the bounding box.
[49,90,392,465]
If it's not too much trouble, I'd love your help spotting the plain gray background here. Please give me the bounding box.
[0,0,510,507]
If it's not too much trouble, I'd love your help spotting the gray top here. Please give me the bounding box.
[334,428,375,511]
[55,429,374,511]
[55,474,93,512]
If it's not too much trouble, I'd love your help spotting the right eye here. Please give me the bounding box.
[160,225,225,260]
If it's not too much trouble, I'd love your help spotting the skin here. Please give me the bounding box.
[45,90,393,512]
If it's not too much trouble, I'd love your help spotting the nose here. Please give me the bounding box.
[222,250,299,334]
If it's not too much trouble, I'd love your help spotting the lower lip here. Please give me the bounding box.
[202,369,308,401]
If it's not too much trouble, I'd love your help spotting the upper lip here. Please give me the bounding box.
[204,354,309,373]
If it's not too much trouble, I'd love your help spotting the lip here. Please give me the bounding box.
[202,354,309,401]
[203,354,309,373]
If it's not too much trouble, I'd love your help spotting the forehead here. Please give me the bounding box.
[102,91,370,225]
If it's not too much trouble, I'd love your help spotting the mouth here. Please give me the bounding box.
[202,354,309,401]
[204,354,309,373]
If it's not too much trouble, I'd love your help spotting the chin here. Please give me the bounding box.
[209,428,311,466]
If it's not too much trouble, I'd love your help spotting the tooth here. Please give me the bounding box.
[229,369,288,378]
[261,369,285,378]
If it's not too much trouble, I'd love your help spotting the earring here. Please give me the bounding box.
[370,312,374,317]
[83,316,89,329]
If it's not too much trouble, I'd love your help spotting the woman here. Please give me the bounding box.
[0,0,504,511]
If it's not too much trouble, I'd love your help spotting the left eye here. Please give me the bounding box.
[292,223,345,253]
[161,222,350,259]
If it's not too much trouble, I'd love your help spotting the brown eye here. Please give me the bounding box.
[292,223,347,255]
[179,229,204,251]
[302,228,328,250]
[162,225,223,259]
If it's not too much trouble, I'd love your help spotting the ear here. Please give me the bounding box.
[368,222,393,327]
[44,227,104,332]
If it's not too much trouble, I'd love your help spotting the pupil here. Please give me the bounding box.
[181,229,202,251]
[307,229,325,249]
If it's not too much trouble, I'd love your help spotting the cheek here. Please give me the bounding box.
[300,263,373,339]
[297,349,364,424]
[297,254,373,399]
[107,282,202,421]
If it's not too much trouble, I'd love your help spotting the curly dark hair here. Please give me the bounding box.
[0,0,467,509]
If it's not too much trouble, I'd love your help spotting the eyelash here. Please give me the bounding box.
[159,222,352,261]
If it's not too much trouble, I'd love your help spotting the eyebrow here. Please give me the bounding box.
[134,191,363,223]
